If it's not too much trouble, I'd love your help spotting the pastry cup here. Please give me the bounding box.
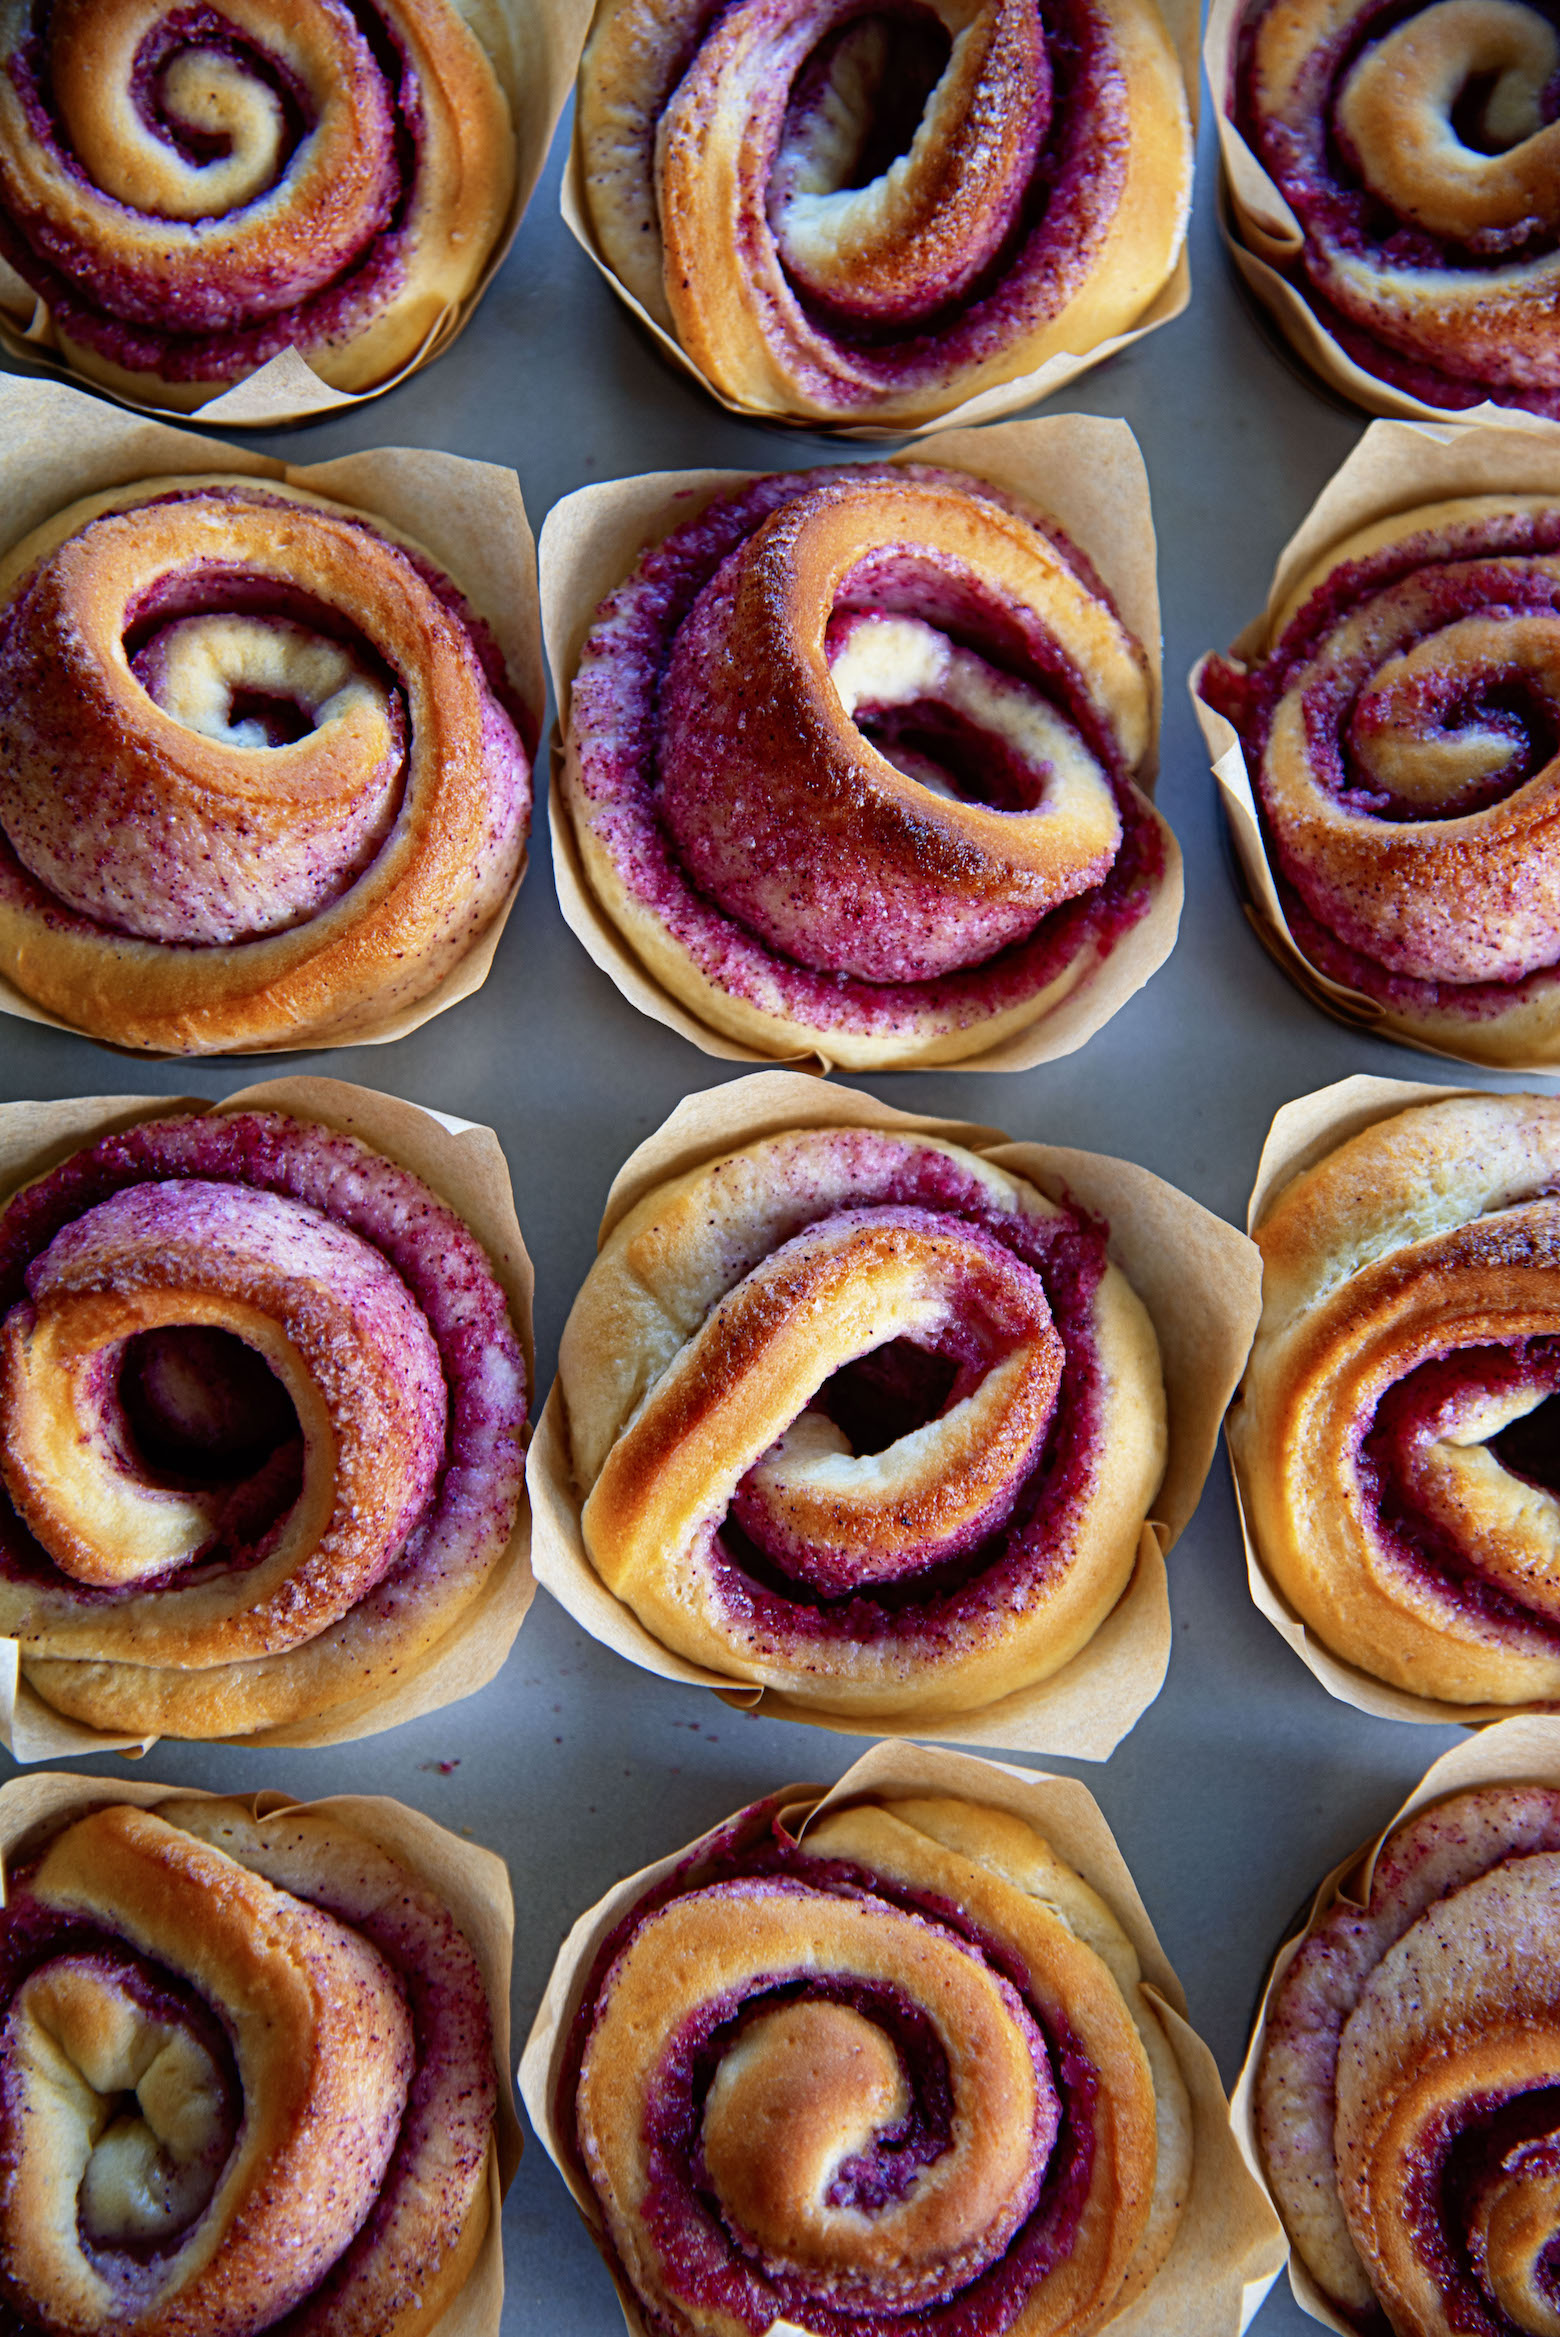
[1228,1069,1560,1727]
[1204,0,1545,426]
[560,0,1199,440]
[544,415,1184,1074]
[1191,416,1560,1073]
[1232,1714,1560,2334]
[0,373,541,1056]
[0,0,594,428]
[528,1069,1260,1760]
[520,1738,1287,2337]
[0,1075,535,1762]
[0,1766,521,2337]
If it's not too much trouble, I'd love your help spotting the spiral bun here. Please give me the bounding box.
[568,1790,1191,2337]
[562,462,1172,1070]
[0,0,518,408]
[558,1120,1165,1717]
[0,473,532,1053]
[1232,1089,1560,1706]
[1204,494,1560,1063]
[1257,1780,1560,2337]
[579,0,1191,424]
[0,1103,529,1742]
[1231,0,1560,418]
[0,1792,499,2337]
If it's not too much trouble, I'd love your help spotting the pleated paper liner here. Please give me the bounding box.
[1204,0,1560,430]
[0,0,595,427]
[520,1739,1287,2337]
[1231,1716,1560,2332]
[1191,416,1560,1071]
[0,1769,521,2337]
[543,415,1184,1074]
[0,373,542,1056]
[0,1076,535,1761]
[527,1068,1261,1761]
[559,0,1199,440]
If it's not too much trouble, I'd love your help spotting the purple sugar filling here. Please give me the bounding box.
[572,465,1160,1047]
[0,1111,526,1621]
[1397,2086,1560,2337]
[567,1819,1100,2337]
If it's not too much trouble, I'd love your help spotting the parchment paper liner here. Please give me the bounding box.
[0,1074,536,1762]
[560,0,1199,442]
[1190,416,1560,1071]
[1228,1069,1560,1727]
[527,1068,1261,1759]
[1231,1714,1560,2332]
[0,1768,520,2337]
[542,415,1184,1075]
[0,0,595,428]
[519,1739,1287,2337]
[0,372,543,1056]
[1204,0,1559,428]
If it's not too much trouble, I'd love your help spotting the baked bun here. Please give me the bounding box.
[0,1103,528,1742]
[567,1788,1191,2337]
[1256,1780,1560,2336]
[0,1793,497,2337]
[0,0,518,410]
[1232,1089,1560,1705]
[578,0,1191,424]
[0,473,532,1053]
[1231,0,1560,420]
[1203,494,1560,1064]
[561,463,1174,1070]
[557,1120,1166,1717]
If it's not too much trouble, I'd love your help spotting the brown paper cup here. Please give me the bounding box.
[561,0,1200,440]
[0,373,542,1055]
[1232,1715,1560,2333]
[0,1769,520,2337]
[527,1068,1261,1758]
[519,1740,1287,2337]
[1204,0,1556,428]
[1228,1069,1560,1726]
[543,416,1184,1075]
[0,0,594,427]
[0,1075,536,1762]
[1191,416,1560,1071]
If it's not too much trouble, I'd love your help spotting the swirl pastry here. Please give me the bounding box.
[562,463,1171,1070]
[1202,493,1560,1063]
[0,1102,528,1741]
[563,1789,1192,2337]
[1232,0,1560,418]
[578,0,1191,424]
[0,1792,498,2336]
[1255,1779,1560,2337]
[1230,1089,1560,1707]
[558,1121,1166,1716]
[0,0,518,409]
[0,474,533,1054]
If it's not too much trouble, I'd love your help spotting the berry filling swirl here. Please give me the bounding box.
[578,0,1190,423]
[0,1795,497,2337]
[1232,1090,1560,1706]
[1257,1783,1560,2337]
[563,464,1170,1070]
[0,478,533,1054]
[0,0,517,404]
[1203,494,1560,1059]
[1232,0,1560,417]
[558,1124,1166,1718]
[564,1792,1191,2337]
[0,1105,528,1741]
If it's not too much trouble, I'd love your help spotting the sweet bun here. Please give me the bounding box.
[0,472,532,1053]
[558,1120,1166,1717]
